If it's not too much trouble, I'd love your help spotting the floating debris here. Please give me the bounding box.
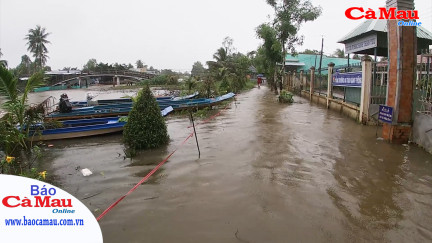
[81,168,93,176]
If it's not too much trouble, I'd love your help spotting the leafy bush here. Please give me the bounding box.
[123,85,169,150]
[141,75,171,86]
[279,90,294,103]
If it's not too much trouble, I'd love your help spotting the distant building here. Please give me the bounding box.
[284,54,361,74]
[129,67,148,73]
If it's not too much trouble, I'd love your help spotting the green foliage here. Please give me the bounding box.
[136,60,144,68]
[191,61,206,78]
[0,49,6,68]
[141,75,169,85]
[300,49,320,55]
[12,55,33,77]
[83,58,97,71]
[123,85,169,150]
[199,78,218,98]
[279,90,294,103]
[141,74,179,86]
[83,60,137,73]
[244,79,256,90]
[20,167,47,181]
[258,0,321,92]
[0,66,45,155]
[205,37,252,94]
[193,107,212,119]
[267,0,321,54]
[184,77,197,93]
[1,146,47,181]
[333,48,345,58]
[256,24,282,89]
[25,25,50,70]
[118,116,128,122]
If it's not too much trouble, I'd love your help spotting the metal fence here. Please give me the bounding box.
[310,66,327,97]
[415,50,432,115]
[371,62,388,105]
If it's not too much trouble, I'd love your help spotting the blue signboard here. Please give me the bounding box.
[378,105,393,124]
[332,71,362,87]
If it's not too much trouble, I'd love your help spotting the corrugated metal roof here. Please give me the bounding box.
[285,54,361,74]
[338,19,432,43]
[418,26,432,40]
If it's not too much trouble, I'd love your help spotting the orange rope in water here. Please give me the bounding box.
[96,98,235,221]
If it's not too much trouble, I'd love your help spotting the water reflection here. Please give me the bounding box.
[330,124,406,240]
[33,86,432,242]
[134,167,166,184]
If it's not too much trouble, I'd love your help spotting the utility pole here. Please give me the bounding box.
[318,36,324,76]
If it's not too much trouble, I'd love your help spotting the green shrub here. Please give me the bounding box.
[140,75,169,86]
[123,85,169,150]
[279,90,294,103]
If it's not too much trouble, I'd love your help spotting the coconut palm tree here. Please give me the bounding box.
[0,48,7,68]
[213,47,228,64]
[333,48,345,58]
[25,25,50,70]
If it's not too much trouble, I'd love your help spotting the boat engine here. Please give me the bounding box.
[59,93,72,113]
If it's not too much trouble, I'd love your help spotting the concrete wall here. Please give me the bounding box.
[300,90,360,121]
[412,113,432,153]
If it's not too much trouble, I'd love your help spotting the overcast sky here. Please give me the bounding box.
[0,0,431,72]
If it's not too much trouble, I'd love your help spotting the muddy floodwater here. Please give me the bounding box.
[36,86,432,242]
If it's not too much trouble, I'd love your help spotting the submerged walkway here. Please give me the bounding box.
[45,86,432,242]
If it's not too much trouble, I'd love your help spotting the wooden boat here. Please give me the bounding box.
[33,85,83,92]
[69,92,199,107]
[29,106,173,141]
[45,92,235,121]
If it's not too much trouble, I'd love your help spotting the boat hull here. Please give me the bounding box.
[31,106,174,141]
[29,126,124,142]
[45,93,235,121]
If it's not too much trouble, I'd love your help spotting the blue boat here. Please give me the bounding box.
[69,92,199,107]
[33,85,83,92]
[46,93,235,120]
[29,106,173,141]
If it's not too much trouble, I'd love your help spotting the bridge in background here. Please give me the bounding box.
[50,70,156,86]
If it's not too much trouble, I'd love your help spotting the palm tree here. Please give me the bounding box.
[0,48,7,68]
[333,48,345,58]
[213,47,228,64]
[25,25,51,70]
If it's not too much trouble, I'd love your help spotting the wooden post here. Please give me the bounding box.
[309,66,315,101]
[360,55,372,124]
[189,110,200,158]
[287,71,291,90]
[327,62,335,109]
[302,70,307,91]
[300,70,304,90]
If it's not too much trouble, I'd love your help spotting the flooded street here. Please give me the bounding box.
[38,86,432,242]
